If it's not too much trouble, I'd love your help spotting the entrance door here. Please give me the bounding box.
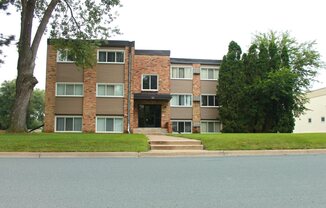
[138,105,161,127]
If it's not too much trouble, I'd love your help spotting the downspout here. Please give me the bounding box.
[127,45,132,133]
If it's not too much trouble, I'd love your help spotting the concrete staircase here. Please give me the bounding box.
[133,128,168,135]
[148,135,204,151]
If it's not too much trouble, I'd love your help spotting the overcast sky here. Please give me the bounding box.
[0,0,325,90]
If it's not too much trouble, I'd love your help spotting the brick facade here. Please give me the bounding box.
[192,63,201,133]
[131,54,172,132]
[82,68,96,132]
[44,40,220,134]
[44,45,56,132]
[133,55,170,94]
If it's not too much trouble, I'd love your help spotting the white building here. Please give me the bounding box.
[294,87,326,133]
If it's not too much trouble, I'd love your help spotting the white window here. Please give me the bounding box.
[171,94,192,107]
[96,117,123,133]
[201,68,219,80]
[172,121,192,133]
[201,121,221,133]
[97,84,123,97]
[97,50,124,63]
[142,74,158,91]
[55,116,82,132]
[171,66,193,79]
[201,95,219,107]
[57,49,75,62]
[56,83,83,96]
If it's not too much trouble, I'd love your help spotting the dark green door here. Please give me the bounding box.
[138,105,161,127]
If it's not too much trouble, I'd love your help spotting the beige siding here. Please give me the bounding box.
[96,64,124,83]
[201,108,220,120]
[55,97,83,114]
[171,80,193,93]
[171,107,192,119]
[201,80,217,94]
[56,64,83,82]
[96,98,124,115]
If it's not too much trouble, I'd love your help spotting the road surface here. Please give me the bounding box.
[1,155,326,208]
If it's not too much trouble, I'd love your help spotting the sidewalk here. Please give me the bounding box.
[1,149,326,158]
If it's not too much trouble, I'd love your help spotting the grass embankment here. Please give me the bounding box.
[174,133,326,150]
[0,133,149,152]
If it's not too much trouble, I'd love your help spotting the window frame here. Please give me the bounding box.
[56,49,75,63]
[96,83,124,97]
[200,120,221,133]
[95,116,124,133]
[200,67,219,80]
[170,93,193,107]
[141,74,159,91]
[55,82,84,97]
[172,120,193,134]
[201,94,219,107]
[54,116,83,133]
[97,50,125,64]
[170,65,193,80]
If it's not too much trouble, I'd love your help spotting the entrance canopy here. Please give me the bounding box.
[134,93,172,101]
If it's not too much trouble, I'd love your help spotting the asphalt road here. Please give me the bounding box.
[1,155,326,208]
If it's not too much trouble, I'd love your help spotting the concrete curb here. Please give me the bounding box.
[1,149,326,158]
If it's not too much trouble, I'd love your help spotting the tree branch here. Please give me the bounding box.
[62,0,81,32]
[31,0,60,59]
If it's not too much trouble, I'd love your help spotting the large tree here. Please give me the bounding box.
[0,0,121,132]
[218,31,323,133]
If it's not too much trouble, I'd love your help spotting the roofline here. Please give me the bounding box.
[135,50,170,56]
[47,39,135,47]
[307,87,326,98]
[171,58,221,65]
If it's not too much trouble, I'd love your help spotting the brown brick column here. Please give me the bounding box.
[123,46,135,133]
[192,63,201,133]
[44,45,56,132]
[83,68,96,132]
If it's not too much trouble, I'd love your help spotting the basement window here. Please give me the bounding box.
[96,117,123,133]
[55,116,82,132]
[172,121,192,133]
[201,121,221,133]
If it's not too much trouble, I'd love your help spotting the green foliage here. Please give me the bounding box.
[218,31,323,133]
[0,80,44,130]
[217,41,246,132]
[0,80,16,129]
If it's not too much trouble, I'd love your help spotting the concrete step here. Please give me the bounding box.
[150,140,202,145]
[133,128,167,135]
[151,144,204,150]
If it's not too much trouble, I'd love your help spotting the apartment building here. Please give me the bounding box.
[44,40,222,133]
[294,87,326,133]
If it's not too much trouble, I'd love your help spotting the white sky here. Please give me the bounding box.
[0,0,325,90]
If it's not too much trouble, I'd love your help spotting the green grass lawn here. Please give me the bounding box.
[174,133,326,150]
[0,133,149,152]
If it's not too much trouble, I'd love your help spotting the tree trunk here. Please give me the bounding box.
[9,73,38,132]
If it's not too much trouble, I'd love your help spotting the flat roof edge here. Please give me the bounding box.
[171,58,221,65]
[135,50,171,56]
